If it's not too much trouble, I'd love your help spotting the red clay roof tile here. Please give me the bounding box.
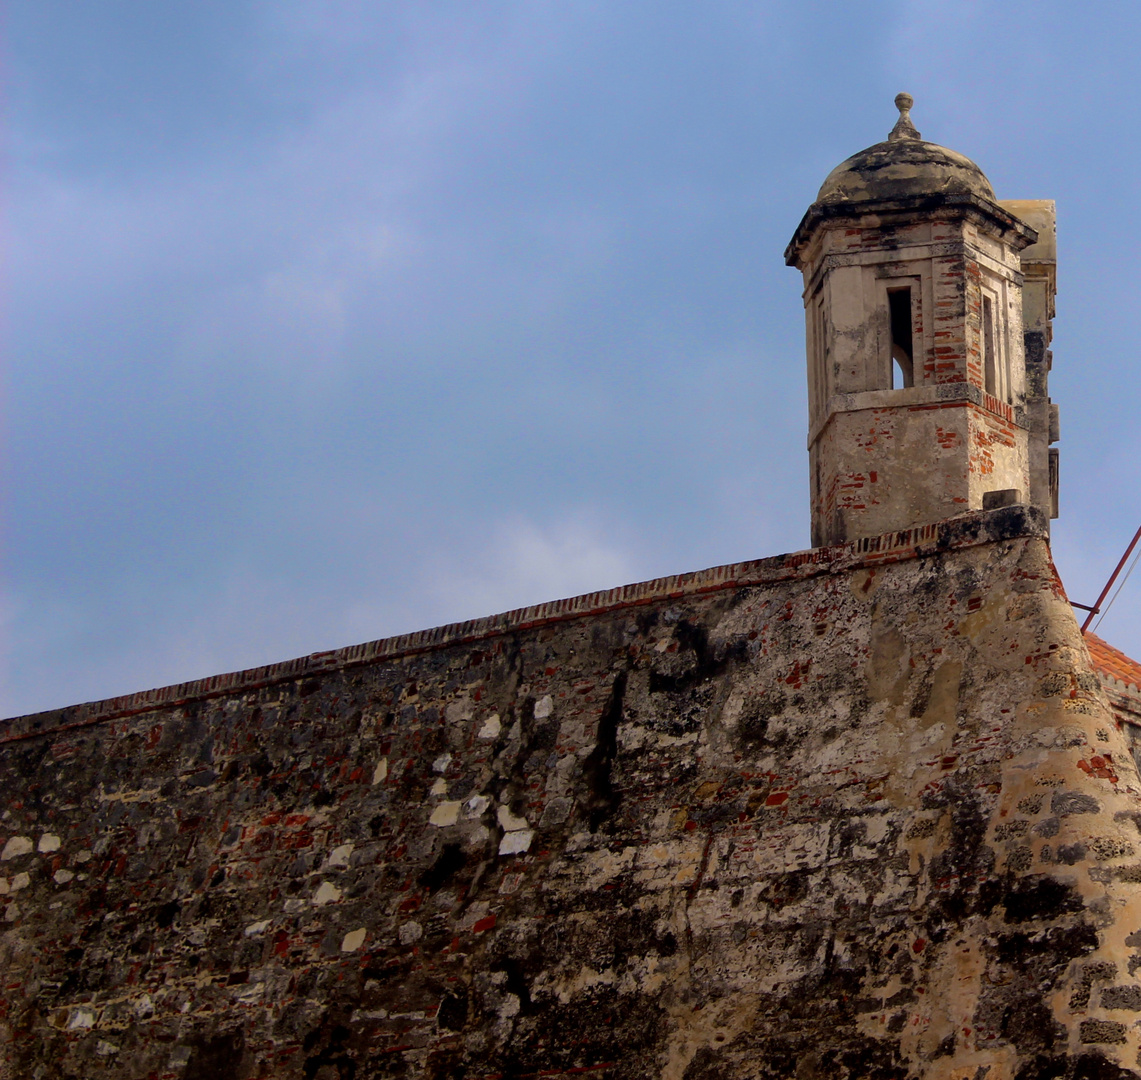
[1086,632,1141,692]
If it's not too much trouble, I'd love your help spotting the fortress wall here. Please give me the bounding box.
[4,507,1141,1079]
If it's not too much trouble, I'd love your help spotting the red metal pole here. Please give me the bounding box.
[1082,522,1141,634]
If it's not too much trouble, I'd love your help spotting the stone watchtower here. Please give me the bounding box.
[786,94,1059,547]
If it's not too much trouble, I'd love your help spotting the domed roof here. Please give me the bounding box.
[815,94,995,205]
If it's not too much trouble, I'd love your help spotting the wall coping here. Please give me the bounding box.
[1,505,1048,743]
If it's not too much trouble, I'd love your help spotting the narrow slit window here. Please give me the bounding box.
[982,294,997,398]
[816,300,828,414]
[888,287,913,389]
[816,303,826,412]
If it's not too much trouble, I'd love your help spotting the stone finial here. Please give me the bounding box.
[888,92,922,142]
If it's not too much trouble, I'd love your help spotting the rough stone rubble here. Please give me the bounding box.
[4,508,1141,1078]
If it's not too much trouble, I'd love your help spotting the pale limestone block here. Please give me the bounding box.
[244,920,270,937]
[10,872,30,892]
[38,834,61,854]
[497,806,529,832]
[313,881,342,906]
[478,715,502,740]
[53,869,74,886]
[534,696,554,719]
[429,802,461,827]
[1,836,33,861]
[499,830,534,856]
[341,927,367,952]
[372,758,388,785]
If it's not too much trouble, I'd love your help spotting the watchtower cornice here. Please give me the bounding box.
[785,190,1039,270]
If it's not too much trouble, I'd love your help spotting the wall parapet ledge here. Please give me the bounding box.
[2,504,1048,742]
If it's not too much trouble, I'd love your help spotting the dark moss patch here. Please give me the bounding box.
[1003,876,1085,923]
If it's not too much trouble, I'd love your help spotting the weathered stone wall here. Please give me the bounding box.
[1095,676,1141,777]
[4,507,1141,1080]
[1118,721,1141,776]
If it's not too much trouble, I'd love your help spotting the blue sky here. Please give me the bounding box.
[6,1,1141,716]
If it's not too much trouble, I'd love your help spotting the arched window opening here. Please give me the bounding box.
[888,287,914,389]
[892,355,909,390]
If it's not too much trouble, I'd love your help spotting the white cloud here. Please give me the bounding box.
[424,511,636,621]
